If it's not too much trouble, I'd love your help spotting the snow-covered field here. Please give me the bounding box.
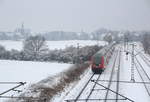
[0,60,71,83]
[0,40,106,51]
[0,60,71,101]
[0,40,107,101]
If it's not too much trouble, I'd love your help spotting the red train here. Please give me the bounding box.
[91,43,115,74]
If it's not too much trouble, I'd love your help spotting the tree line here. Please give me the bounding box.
[0,35,102,63]
[1,28,147,41]
[141,32,150,54]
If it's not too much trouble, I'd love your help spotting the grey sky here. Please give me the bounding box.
[0,0,150,32]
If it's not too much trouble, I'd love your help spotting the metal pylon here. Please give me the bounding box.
[131,44,135,82]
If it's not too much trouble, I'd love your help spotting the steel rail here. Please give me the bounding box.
[85,74,101,102]
[85,45,114,101]
[73,43,115,102]
[66,44,116,102]
[91,80,134,102]
[134,48,150,67]
[135,57,150,96]
[139,53,150,68]
[104,47,120,102]
[116,48,121,102]
[134,62,150,96]
[135,57,150,81]
[73,73,95,102]
[135,47,150,62]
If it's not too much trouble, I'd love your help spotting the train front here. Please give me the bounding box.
[91,54,105,74]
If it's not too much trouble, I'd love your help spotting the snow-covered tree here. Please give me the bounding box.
[103,34,113,44]
[23,35,49,60]
[9,49,21,60]
[142,33,150,54]
[0,45,7,59]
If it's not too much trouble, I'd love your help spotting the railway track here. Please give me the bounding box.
[135,56,150,96]
[85,73,101,102]
[134,47,150,68]
[84,45,116,102]
[74,73,96,102]
[65,74,101,102]
[103,46,130,102]
[104,46,121,102]
[65,45,133,102]
[64,43,150,102]
[91,46,134,102]
[115,47,121,102]
[133,46,150,96]
[139,53,150,68]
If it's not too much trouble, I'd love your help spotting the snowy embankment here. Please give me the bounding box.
[0,40,106,51]
[0,60,71,101]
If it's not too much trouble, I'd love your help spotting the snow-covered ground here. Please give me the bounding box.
[3,40,150,102]
[0,40,106,101]
[0,60,71,83]
[0,40,106,51]
[62,45,120,102]
[119,44,150,102]
[0,60,71,101]
[59,43,150,102]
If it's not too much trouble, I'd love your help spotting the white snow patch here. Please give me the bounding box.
[0,40,106,51]
[0,60,71,101]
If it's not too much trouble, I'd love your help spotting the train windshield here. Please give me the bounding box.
[93,55,102,65]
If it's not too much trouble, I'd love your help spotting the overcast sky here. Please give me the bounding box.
[0,0,150,32]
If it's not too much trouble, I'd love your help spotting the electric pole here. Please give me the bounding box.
[130,43,136,82]
[77,43,80,64]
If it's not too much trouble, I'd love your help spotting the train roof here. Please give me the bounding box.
[93,43,115,57]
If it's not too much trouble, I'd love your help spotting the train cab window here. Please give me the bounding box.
[93,54,102,65]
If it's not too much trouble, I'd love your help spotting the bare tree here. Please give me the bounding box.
[23,35,49,60]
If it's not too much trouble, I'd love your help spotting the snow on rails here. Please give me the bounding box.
[64,43,150,102]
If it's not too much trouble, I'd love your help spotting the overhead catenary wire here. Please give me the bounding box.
[91,80,134,102]
[0,82,26,84]
[0,82,26,96]
[96,80,150,84]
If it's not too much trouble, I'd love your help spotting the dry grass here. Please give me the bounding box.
[29,63,90,102]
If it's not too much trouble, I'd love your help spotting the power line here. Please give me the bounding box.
[0,82,26,84]
[0,82,26,96]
